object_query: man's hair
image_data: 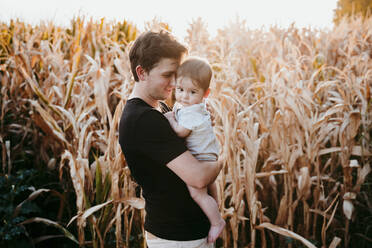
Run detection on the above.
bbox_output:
[176,57,212,91]
[129,31,187,81]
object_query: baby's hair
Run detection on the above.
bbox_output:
[177,57,212,91]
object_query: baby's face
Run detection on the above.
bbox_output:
[175,77,205,107]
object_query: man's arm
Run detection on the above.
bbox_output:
[166,151,223,189]
[135,109,222,189]
[164,111,191,138]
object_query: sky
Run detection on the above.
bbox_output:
[1,0,338,39]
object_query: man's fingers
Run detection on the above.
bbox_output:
[206,101,216,126]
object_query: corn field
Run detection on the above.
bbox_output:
[1,16,371,248]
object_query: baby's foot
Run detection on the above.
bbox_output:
[207,219,226,243]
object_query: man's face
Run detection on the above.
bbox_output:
[144,58,179,101]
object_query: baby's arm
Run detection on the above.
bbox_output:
[164,111,191,138]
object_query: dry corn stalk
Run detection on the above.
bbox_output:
[1,15,371,248]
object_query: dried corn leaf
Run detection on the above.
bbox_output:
[329,237,342,248]
[343,199,354,220]
[257,222,317,248]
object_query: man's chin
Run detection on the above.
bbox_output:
[164,92,173,100]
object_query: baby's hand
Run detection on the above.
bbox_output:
[164,111,175,121]
[164,110,191,138]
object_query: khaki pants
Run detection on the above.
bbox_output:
[146,232,214,248]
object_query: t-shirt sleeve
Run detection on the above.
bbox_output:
[135,109,187,165]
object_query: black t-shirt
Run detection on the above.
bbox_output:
[119,98,209,241]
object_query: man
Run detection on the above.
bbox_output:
[119,31,223,248]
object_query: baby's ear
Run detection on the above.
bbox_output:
[204,88,211,98]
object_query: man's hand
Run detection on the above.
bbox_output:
[206,101,216,126]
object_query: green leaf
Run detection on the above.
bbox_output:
[102,172,111,202]
[98,203,113,235]
[20,217,79,244]
[95,158,103,204]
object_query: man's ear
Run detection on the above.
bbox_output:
[204,88,210,98]
[135,65,146,81]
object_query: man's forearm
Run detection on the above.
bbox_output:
[167,151,223,189]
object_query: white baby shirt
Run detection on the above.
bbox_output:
[174,103,220,161]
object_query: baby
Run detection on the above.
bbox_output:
[165,57,225,243]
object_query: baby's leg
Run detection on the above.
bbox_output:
[187,185,225,243]
[208,181,219,204]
